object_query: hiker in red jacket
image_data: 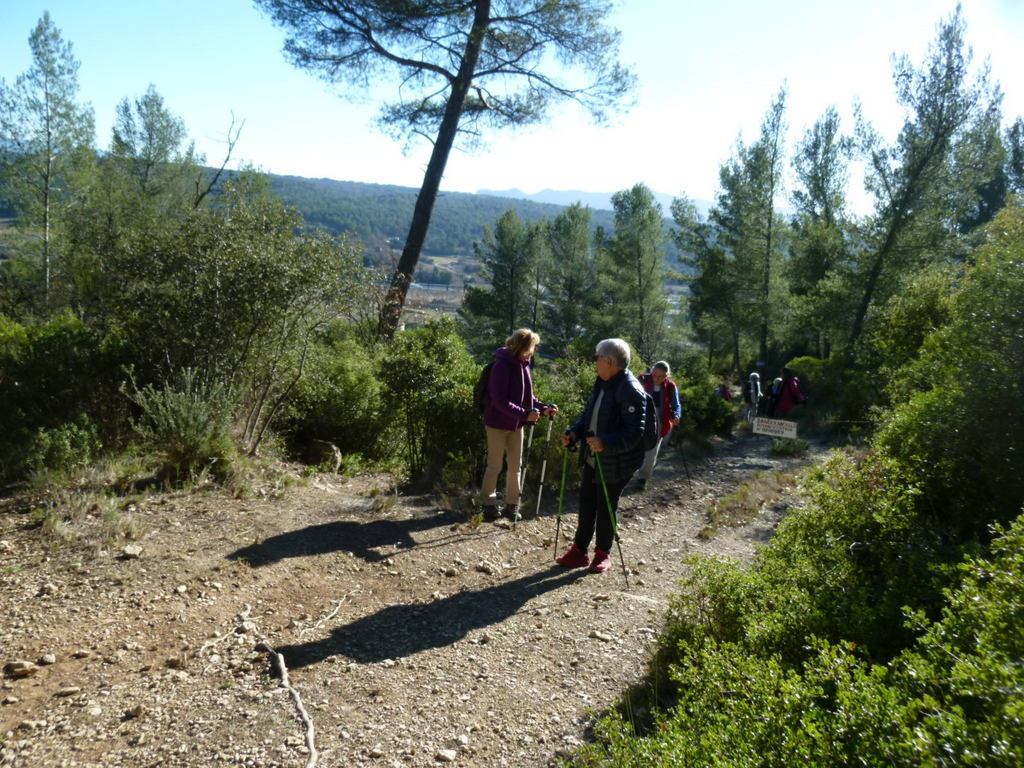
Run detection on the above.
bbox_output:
[775,367,808,415]
[634,361,682,491]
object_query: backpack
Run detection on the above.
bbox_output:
[473,362,494,414]
[623,376,661,451]
[640,390,660,451]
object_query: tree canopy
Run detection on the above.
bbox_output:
[254,0,635,338]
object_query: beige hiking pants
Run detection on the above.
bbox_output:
[481,426,524,505]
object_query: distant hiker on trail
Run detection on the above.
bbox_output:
[480,329,557,521]
[774,366,808,416]
[763,377,783,416]
[556,338,645,574]
[742,372,761,422]
[716,377,733,401]
[634,361,682,491]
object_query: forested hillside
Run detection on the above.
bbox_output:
[266,173,617,258]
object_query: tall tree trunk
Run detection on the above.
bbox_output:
[846,193,912,357]
[377,1,491,341]
[43,160,51,304]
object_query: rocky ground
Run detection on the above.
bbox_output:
[1,433,831,768]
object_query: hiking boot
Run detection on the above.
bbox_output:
[589,549,611,573]
[503,503,522,522]
[556,543,589,568]
[482,504,501,522]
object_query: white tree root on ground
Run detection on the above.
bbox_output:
[240,604,319,768]
[299,587,361,638]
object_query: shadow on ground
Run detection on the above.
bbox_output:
[226,512,464,566]
[277,566,588,666]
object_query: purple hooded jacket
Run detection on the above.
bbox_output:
[484,346,545,431]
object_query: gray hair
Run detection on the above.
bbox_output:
[595,338,631,370]
[652,360,671,376]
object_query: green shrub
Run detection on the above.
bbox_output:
[751,451,947,662]
[576,513,1024,767]
[25,416,102,475]
[124,368,236,481]
[786,354,878,427]
[281,335,390,460]
[769,437,808,457]
[379,318,481,487]
[661,345,735,436]
[678,375,735,436]
[876,204,1024,537]
[0,313,127,480]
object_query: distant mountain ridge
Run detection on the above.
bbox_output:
[477,187,713,217]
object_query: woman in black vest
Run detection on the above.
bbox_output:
[556,338,645,574]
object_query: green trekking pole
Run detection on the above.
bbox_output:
[553,443,570,560]
[593,451,630,587]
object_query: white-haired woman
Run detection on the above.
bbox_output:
[557,339,646,574]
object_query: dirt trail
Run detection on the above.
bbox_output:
[1,434,829,767]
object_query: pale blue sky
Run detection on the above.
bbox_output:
[2,1,1022,210]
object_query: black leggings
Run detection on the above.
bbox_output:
[574,463,628,552]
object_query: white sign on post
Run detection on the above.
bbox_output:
[752,417,798,439]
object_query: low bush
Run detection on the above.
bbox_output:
[123,368,236,482]
[25,416,102,475]
[574,512,1024,768]
[769,437,808,457]
[666,348,735,436]
[0,313,128,481]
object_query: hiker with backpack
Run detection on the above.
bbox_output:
[742,371,762,423]
[556,338,647,574]
[774,366,808,415]
[479,328,557,521]
[634,361,682,491]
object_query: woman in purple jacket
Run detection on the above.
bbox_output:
[481,328,557,520]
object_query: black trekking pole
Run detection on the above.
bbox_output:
[553,442,570,560]
[515,417,537,530]
[593,451,630,588]
[532,414,557,519]
[679,434,694,491]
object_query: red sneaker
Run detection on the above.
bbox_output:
[556,543,589,568]
[589,549,611,573]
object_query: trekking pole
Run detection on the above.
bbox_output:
[519,419,536,490]
[553,443,570,560]
[679,432,694,491]
[515,417,537,530]
[533,414,556,519]
[593,451,630,588]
